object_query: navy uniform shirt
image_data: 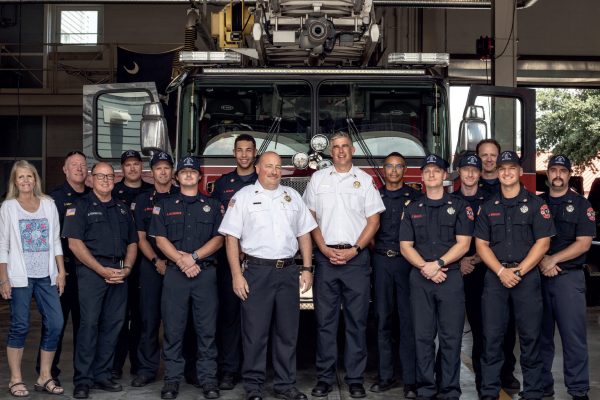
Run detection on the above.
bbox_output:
[399,192,475,264]
[479,177,500,196]
[455,187,488,256]
[62,191,138,260]
[213,169,258,210]
[112,179,154,210]
[133,185,180,260]
[475,186,556,263]
[375,185,422,252]
[49,181,91,266]
[541,189,596,269]
[148,192,223,263]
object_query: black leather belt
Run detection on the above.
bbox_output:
[167,260,215,269]
[245,255,295,269]
[501,262,520,268]
[327,244,353,250]
[95,256,123,265]
[376,249,400,258]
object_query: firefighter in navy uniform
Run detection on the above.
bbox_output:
[476,139,520,391]
[475,151,555,400]
[219,151,317,400]
[62,162,138,399]
[130,151,180,387]
[212,134,258,390]
[399,154,473,400]
[35,150,90,384]
[112,149,153,380]
[455,153,488,394]
[149,156,224,400]
[539,155,594,400]
[369,152,420,398]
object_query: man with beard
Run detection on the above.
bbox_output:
[370,152,419,398]
[539,155,594,400]
[475,151,555,400]
[112,149,153,380]
[212,134,258,390]
[219,151,316,400]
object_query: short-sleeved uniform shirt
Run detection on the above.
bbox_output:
[219,182,317,259]
[302,165,386,245]
[149,192,223,263]
[375,185,422,253]
[112,179,154,211]
[455,187,488,256]
[474,186,556,263]
[62,191,138,259]
[399,192,474,263]
[541,189,596,269]
[49,181,91,265]
[213,169,258,210]
[133,186,180,260]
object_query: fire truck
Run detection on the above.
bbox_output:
[81,0,538,306]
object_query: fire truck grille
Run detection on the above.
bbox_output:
[281,176,311,195]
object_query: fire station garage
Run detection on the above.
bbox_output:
[1,0,599,399]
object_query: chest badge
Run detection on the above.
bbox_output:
[353,181,361,189]
[566,205,575,213]
[447,207,455,215]
[284,194,292,202]
[520,205,529,214]
[203,205,212,213]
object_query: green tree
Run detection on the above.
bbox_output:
[537,88,600,171]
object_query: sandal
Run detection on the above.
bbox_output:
[8,382,29,397]
[34,378,64,395]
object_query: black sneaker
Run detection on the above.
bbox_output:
[202,383,220,399]
[274,387,308,400]
[161,382,180,399]
[219,373,237,390]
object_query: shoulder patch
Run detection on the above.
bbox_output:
[228,198,236,208]
[220,204,225,216]
[466,206,474,221]
[540,204,551,219]
[152,206,161,215]
[66,208,76,216]
[587,207,596,221]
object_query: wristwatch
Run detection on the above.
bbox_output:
[353,244,362,253]
[436,258,445,267]
[191,251,200,261]
[300,266,314,273]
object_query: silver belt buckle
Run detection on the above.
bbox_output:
[386,250,396,258]
[276,260,285,269]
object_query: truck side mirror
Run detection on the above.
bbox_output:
[140,102,169,155]
[457,105,487,153]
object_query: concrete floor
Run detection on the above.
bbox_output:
[1,304,599,400]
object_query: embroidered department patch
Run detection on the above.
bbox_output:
[540,204,551,219]
[466,206,474,221]
[587,207,596,221]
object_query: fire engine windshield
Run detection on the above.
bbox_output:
[182,81,312,157]
[318,81,448,158]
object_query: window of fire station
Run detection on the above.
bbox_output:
[317,81,448,158]
[180,81,312,157]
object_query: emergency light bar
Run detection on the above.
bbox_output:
[387,52,449,66]
[180,51,242,65]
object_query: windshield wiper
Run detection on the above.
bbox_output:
[346,117,384,185]
[257,116,282,156]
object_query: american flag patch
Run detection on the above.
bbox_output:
[66,208,76,216]
[228,199,236,208]
[152,206,161,215]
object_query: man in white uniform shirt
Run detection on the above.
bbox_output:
[303,132,385,399]
[218,151,317,400]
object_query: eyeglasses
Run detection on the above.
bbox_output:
[384,164,406,170]
[93,173,115,181]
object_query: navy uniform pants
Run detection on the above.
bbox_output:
[74,264,127,386]
[463,263,486,391]
[314,249,370,385]
[36,260,80,379]
[112,256,142,375]
[540,268,589,398]
[217,250,242,377]
[136,257,164,378]
[372,252,415,385]
[410,267,464,399]
[240,261,300,396]
[481,269,543,399]
[162,265,218,385]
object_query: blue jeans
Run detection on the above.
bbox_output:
[8,276,64,351]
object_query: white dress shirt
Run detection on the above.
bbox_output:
[302,165,385,245]
[218,181,317,259]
